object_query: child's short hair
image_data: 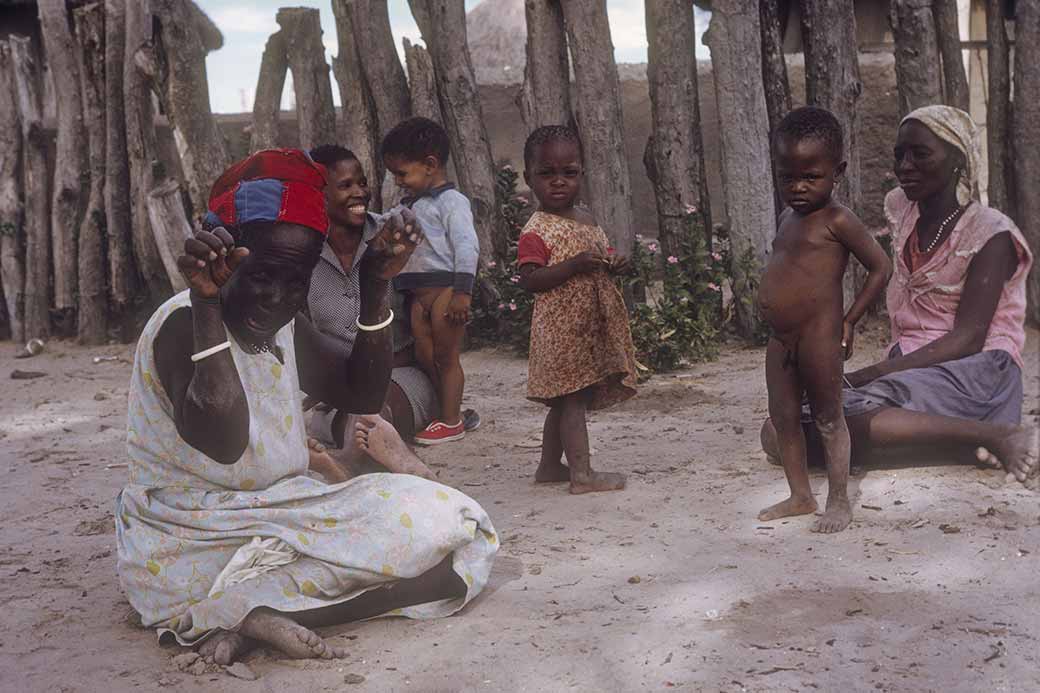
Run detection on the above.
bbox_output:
[774,106,844,163]
[309,144,358,169]
[523,125,583,170]
[380,117,451,166]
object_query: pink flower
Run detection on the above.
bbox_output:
[648,243,659,253]
[708,282,721,292]
[487,260,497,269]
[667,255,679,264]
[711,252,723,262]
[509,302,517,311]
[498,303,506,310]
[685,205,698,215]
[510,275,520,283]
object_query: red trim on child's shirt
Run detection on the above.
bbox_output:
[517,233,550,267]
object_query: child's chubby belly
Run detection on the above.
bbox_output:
[758,257,843,333]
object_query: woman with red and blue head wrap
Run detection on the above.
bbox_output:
[116,149,498,665]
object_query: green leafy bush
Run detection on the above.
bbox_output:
[627,211,726,372]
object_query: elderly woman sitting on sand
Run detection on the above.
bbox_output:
[762,105,1037,485]
[116,150,498,665]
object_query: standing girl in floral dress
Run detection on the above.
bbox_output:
[517,126,638,494]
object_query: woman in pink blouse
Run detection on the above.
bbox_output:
[762,106,1037,484]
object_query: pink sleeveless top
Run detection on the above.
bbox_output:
[884,188,1033,369]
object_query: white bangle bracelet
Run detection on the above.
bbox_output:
[190,340,231,362]
[356,309,394,332]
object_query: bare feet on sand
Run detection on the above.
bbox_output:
[535,460,571,483]
[977,426,1040,485]
[354,415,437,480]
[569,470,626,494]
[238,609,345,660]
[198,630,254,665]
[811,495,853,533]
[307,438,352,484]
[758,495,818,522]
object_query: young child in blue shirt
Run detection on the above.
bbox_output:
[383,117,479,445]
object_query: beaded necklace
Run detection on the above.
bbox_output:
[920,203,966,254]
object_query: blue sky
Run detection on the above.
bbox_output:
[197,0,710,113]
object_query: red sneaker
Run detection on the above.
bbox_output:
[414,420,465,446]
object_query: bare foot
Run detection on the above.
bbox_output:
[569,471,626,494]
[197,630,254,665]
[307,438,352,484]
[811,495,852,533]
[535,460,571,483]
[355,415,436,480]
[758,495,818,522]
[238,609,345,660]
[979,426,1039,484]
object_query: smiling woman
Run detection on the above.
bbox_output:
[116,149,498,665]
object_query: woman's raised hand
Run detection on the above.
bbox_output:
[177,227,250,299]
[363,208,425,280]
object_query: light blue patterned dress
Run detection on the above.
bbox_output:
[116,291,498,644]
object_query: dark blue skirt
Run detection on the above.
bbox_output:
[804,347,1023,425]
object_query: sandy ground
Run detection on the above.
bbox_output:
[1,318,1038,693]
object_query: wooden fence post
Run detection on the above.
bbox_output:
[889,0,943,117]
[760,0,793,215]
[560,0,636,254]
[409,0,506,262]
[125,0,174,299]
[73,2,109,344]
[799,0,863,309]
[645,0,711,259]
[0,41,25,342]
[147,179,192,293]
[251,30,288,152]
[331,1,381,208]
[705,0,776,339]
[278,7,337,151]
[104,0,140,326]
[933,0,969,111]
[150,0,230,219]
[10,36,51,339]
[1012,0,1040,324]
[343,0,412,208]
[985,0,1013,214]
[403,38,458,185]
[519,0,573,130]
[38,0,88,321]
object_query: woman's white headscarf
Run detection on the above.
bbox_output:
[900,105,981,205]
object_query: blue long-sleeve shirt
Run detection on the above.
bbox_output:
[392,183,480,294]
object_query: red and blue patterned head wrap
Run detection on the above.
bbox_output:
[204,149,329,236]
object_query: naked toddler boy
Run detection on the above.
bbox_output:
[757,107,892,533]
